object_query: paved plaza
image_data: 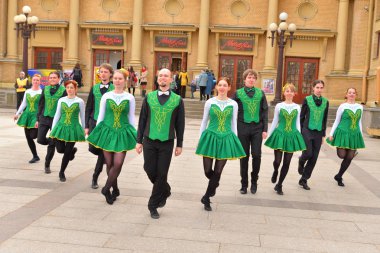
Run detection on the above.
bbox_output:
[0,107,379,253]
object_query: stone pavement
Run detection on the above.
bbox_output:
[0,107,379,253]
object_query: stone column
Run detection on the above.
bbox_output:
[0,0,8,58]
[66,0,80,63]
[263,0,278,70]
[195,0,210,69]
[333,0,349,73]
[129,0,143,68]
[6,0,18,59]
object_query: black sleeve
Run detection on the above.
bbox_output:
[175,99,185,147]
[261,93,269,132]
[300,99,308,129]
[85,88,94,128]
[37,89,45,121]
[322,101,329,137]
[231,91,238,102]
[137,98,149,144]
[25,80,31,89]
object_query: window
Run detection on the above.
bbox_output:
[34,48,63,69]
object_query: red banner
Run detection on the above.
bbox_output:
[155,36,188,48]
[220,38,254,52]
[92,34,123,46]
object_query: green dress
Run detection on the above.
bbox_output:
[196,99,245,160]
[50,97,86,142]
[326,104,365,149]
[87,93,137,152]
[265,103,306,152]
[16,89,41,128]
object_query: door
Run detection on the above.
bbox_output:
[155,52,188,73]
[93,50,123,70]
[219,55,252,96]
[284,57,319,104]
[34,47,63,69]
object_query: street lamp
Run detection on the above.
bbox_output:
[14,6,39,76]
[268,12,296,105]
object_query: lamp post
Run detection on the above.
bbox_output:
[268,12,296,105]
[14,6,39,76]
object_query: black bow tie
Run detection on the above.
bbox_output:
[158,91,170,96]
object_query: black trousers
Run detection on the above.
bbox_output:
[88,118,104,179]
[143,138,174,210]
[180,85,186,98]
[199,86,206,100]
[37,117,55,166]
[16,92,25,110]
[300,128,323,181]
[238,122,263,188]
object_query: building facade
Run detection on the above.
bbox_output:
[1,0,380,106]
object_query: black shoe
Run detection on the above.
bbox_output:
[239,187,247,194]
[271,170,278,184]
[101,187,114,205]
[59,172,66,182]
[111,188,120,201]
[201,196,212,211]
[44,166,51,174]
[274,184,284,195]
[298,159,305,175]
[29,156,40,163]
[149,208,160,219]
[158,199,166,208]
[298,179,310,190]
[69,147,77,161]
[91,178,99,189]
[334,175,345,187]
[250,182,257,194]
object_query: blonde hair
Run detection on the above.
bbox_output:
[282,83,296,94]
[32,74,41,79]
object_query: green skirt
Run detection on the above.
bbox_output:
[87,121,137,152]
[17,111,37,129]
[50,123,85,142]
[264,129,306,152]
[326,127,365,149]
[196,130,246,160]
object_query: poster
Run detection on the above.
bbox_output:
[262,78,275,94]
[28,69,57,88]
[93,66,101,85]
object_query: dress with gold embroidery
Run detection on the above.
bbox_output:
[16,88,42,128]
[87,91,137,152]
[264,102,306,152]
[326,103,365,149]
[196,97,245,160]
[50,96,86,142]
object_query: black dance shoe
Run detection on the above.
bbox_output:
[69,147,77,161]
[91,178,99,189]
[44,165,51,174]
[250,182,258,194]
[274,184,284,195]
[334,175,345,187]
[158,199,166,208]
[111,188,120,201]
[298,179,310,190]
[29,156,40,163]
[201,196,212,211]
[271,170,278,184]
[149,208,160,219]
[101,187,114,205]
[239,187,247,194]
[59,172,66,182]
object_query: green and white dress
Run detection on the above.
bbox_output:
[196,97,245,160]
[87,91,137,152]
[264,102,306,152]
[50,96,86,142]
[326,103,365,149]
[15,88,42,128]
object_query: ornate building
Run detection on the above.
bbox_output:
[1,0,380,107]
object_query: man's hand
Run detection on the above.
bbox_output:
[175,147,182,156]
[85,128,89,136]
[262,132,268,139]
[34,121,39,128]
[135,143,143,154]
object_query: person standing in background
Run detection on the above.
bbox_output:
[178,69,189,98]
[127,66,137,96]
[197,70,208,101]
[140,66,148,98]
[15,71,30,110]
[70,63,83,88]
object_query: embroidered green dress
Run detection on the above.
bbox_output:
[265,102,306,152]
[16,89,42,128]
[87,92,137,152]
[50,97,86,142]
[326,103,365,149]
[196,98,245,160]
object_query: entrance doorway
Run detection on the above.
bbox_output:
[155,51,187,73]
[219,55,252,96]
[284,57,319,104]
[93,49,123,70]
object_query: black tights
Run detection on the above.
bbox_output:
[55,141,75,174]
[103,151,126,192]
[128,87,135,96]
[203,157,227,198]
[273,150,293,186]
[24,128,38,157]
[335,148,356,179]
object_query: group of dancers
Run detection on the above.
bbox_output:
[13,66,365,218]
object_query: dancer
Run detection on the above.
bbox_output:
[196,77,245,211]
[326,87,365,187]
[232,69,268,194]
[87,70,137,204]
[85,63,114,189]
[136,68,185,219]
[37,71,67,174]
[298,80,329,190]
[50,80,85,182]
[264,83,306,195]
[14,74,42,163]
